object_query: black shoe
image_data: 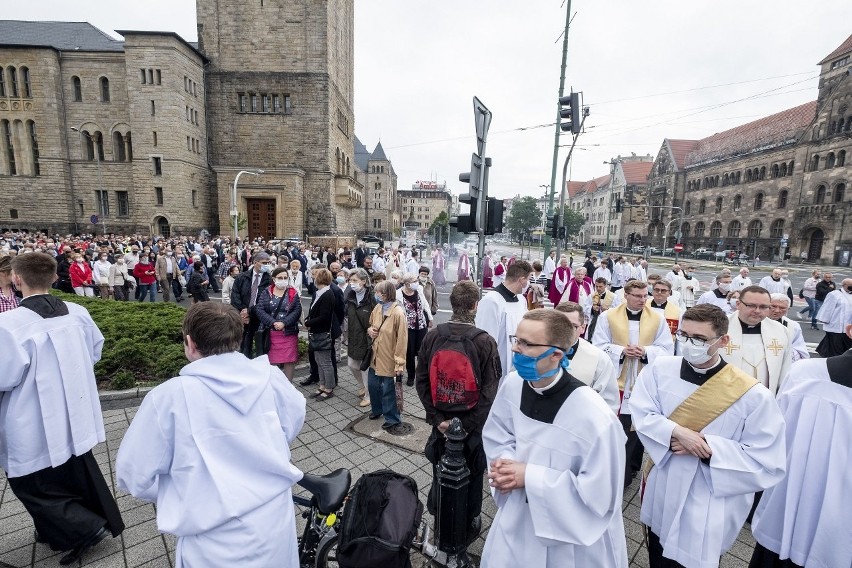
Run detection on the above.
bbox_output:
[59,527,109,566]
[368,414,381,420]
[299,377,318,386]
[467,515,482,544]
[406,377,415,387]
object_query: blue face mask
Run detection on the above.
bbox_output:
[374,293,383,304]
[512,348,569,382]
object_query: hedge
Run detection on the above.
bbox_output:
[52,291,309,389]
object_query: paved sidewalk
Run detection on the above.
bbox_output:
[1,365,757,567]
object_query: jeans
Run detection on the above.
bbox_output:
[811,299,823,327]
[137,284,156,302]
[368,368,400,427]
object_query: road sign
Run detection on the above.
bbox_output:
[473,97,492,157]
[90,215,99,224]
[673,243,684,253]
[717,240,723,246]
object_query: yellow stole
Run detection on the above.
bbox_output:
[643,363,758,480]
[607,303,661,391]
[646,298,681,339]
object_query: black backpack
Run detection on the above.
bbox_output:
[337,469,424,568]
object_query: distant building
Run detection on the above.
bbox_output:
[397,180,452,237]
[358,139,399,241]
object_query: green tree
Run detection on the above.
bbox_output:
[428,211,450,245]
[230,212,248,234]
[506,196,541,244]
[560,206,586,240]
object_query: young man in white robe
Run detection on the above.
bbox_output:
[543,249,557,293]
[482,309,628,567]
[768,293,809,362]
[593,262,612,286]
[750,325,852,568]
[629,304,786,568]
[678,266,700,309]
[116,302,306,568]
[696,273,734,314]
[0,253,124,565]
[725,286,792,395]
[814,278,852,357]
[646,278,682,344]
[555,302,620,413]
[475,261,530,378]
[592,280,674,486]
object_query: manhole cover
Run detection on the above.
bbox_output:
[388,422,415,435]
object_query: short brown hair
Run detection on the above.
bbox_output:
[522,309,571,350]
[0,255,12,274]
[740,285,770,303]
[450,280,480,314]
[314,268,332,286]
[555,301,584,319]
[681,304,729,336]
[652,279,672,291]
[183,302,243,356]
[624,280,648,294]
[506,260,532,281]
[11,252,57,290]
[375,280,397,302]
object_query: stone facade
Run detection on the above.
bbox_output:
[398,182,452,236]
[361,141,399,241]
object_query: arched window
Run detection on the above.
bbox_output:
[72,76,82,101]
[694,222,705,237]
[735,171,741,184]
[82,130,94,161]
[754,192,764,210]
[838,150,846,167]
[685,200,691,215]
[698,199,706,214]
[746,170,753,182]
[835,183,846,203]
[777,190,788,208]
[826,152,836,168]
[759,166,766,180]
[715,197,723,213]
[815,184,826,204]
[733,194,742,210]
[27,120,39,176]
[771,164,779,178]
[727,220,741,238]
[125,132,133,161]
[780,162,787,177]
[94,131,104,161]
[710,221,722,238]
[681,222,690,237]
[723,174,729,186]
[7,66,18,97]
[748,220,763,238]
[0,66,5,96]
[19,67,31,98]
[714,175,720,187]
[2,120,16,175]
[99,77,110,102]
[811,155,820,171]
[769,219,785,238]
[846,117,852,132]
[335,148,340,173]
[788,160,794,174]
[113,131,126,162]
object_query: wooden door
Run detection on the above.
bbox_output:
[247,198,276,240]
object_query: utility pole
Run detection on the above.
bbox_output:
[554,102,589,263]
[545,0,573,256]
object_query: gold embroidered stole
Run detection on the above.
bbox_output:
[646,298,681,338]
[643,363,758,480]
[608,304,660,391]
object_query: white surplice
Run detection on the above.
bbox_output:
[567,338,620,413]
[481,371,628,568]
[724,313,791,395]
[474,287,527,377]
[0,302,105,477]
[696,289,733,314]
[629,356,787,568]
[779,317,809,361]
[730,275,752,292]
[679,276,701,308]
[116,353,306,568]
[751,355,852,568]
[815,288,852,333]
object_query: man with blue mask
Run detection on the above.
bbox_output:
[481,310,628,568]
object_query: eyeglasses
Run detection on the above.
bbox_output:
[675,331,721,348]
[739,301,771,311]
[652,288,671,293]
[509,335,564,351]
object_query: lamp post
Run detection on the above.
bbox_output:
[539,184,550,258]
[71,127,106,234]
[232,169,264,242]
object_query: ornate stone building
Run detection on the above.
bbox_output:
[357,139,399,241]
[397,181,452,237]
[645,35,852,264]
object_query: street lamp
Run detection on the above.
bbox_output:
[232,169,264,242]
[71,126,106,234]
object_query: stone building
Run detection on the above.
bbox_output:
[397,181,452,236]
[0,21,212,236]
[357,139,399,241]
[568,174,611,246]
[644,34,852,264]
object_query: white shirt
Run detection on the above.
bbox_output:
[731,275,752,292]
[758,276,788,295]
[474,287,527,377]
[543,256,557,279]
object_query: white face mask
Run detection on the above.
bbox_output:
[350,283,362,293]
[679,337,720,366]
[409,282,419,291]
[274,278,289,289]
[717,283,731,293]
[729,298,739,309]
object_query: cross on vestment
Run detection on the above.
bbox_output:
[766,338,784,356]
[724,341,741,356]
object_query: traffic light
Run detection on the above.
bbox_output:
[558,92,581,135]
[547,214,558,238]
[450,191,478,234]
[615,198,623,213]
[558,226,566,239]
[485,197,504,236]
[458,153,484,199]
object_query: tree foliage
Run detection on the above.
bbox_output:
[561,206,586,239]
[506,196,541,243]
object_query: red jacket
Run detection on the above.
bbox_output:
[69,261,93,288]
[133,262,157,285]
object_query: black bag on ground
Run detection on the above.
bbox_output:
[337,469,424,568]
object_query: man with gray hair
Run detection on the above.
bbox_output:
[768,293,809,361]
[696,273,734,314]
[231,252,272,357]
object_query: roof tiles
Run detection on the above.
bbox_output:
[819,34,852,65]
[0,20,123,52]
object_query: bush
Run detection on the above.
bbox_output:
[52,291,187,388]
[298,337,308,357]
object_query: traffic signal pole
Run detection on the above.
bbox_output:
[554,110,588,264]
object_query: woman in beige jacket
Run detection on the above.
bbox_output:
[366,280,408,432]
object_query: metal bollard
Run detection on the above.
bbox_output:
[434,417,472,568]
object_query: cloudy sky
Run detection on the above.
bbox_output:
[7,1,849,200]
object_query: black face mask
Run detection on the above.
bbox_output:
[846,286,852,294]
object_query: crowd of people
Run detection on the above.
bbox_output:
[1,231,851,567]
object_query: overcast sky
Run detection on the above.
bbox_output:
[7,1,849,200]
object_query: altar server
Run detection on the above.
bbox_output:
[696,273,734,314]
[475,261,531,377]
[768,293,809,362]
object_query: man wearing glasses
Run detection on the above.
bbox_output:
[725,285,791,395]
[629,304,786,568]
[481,309,628,567]
[592,280,674,487]
[646,279,681,342]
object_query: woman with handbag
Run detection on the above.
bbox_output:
[257,267,303,380]
[367,280,408,432]
[69,253,96,297]
[108,256,131,301]
[304,268,337,401]
[345,268,376,408]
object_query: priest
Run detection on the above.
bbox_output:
[750,327,852,568]
[560,266,593,306]
[548,255,572,306]
[696,273,734,314]
[630,304,786,568]
[592,280,674,486]
[475,261,531,378]
[646,278,682,342]
[678,266,701,309]
[768,293,809,362]
[0,253,124,565]
[725,286,792,395]
[482,251,494,288]
[555,302,620,413]
[456,249,472,281]
[482,309,628,567]
[815,278,852,357]
[585,277,615,340]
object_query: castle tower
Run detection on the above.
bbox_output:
[197,0,362,240]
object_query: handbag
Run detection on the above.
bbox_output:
[255,288,287,356]
[178,272,187,286]
[798,288,805,299]
[360,314,387,371]
[308,296,337,351]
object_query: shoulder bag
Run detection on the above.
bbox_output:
[360,314,387,372]
[255,288,286,356]
[308,298,337,351]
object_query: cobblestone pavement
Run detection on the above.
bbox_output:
[1,364,757,567]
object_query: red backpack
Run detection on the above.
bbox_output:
[429,325,486,412]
